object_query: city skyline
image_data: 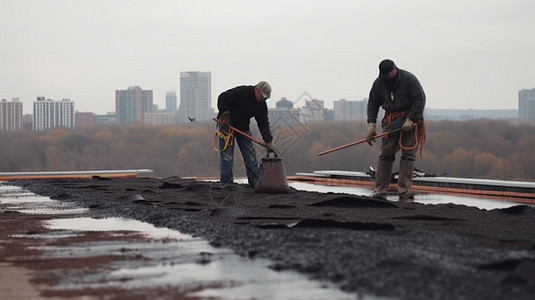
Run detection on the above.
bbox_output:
[1,1,534,115]
[4,82,533,118]
[0,94,527,132]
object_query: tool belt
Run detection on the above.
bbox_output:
[382,111,426,157]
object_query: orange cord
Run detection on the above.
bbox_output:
[399,120,426,157]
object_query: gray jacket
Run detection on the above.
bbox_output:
[367,68,426,123]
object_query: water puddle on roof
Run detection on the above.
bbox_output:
[1,184,381,300]
[45,217,364,300]
[286,181,519,210]
[220,178,520,210]
[0,185,89,214]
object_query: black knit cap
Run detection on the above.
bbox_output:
[379,59,396,77]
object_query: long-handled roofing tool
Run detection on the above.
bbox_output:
[317,128,402,156]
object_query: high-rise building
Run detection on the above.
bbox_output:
[165,91,177,113]
[33,97,75,130]
[519,88,535,122]
[115,86,153,125]
[0,98,23,131]
[178,71,213,122]
[333,98,367,121]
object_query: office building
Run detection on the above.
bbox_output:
[519,88,535,122]
[268,97,301,127]
[75,112,94,127]
[333,98,367,121]
[178,71,213,122]
[93,113,116,126]
[144,111,177,125]
[22,114,32,130]
[166,91,177,113]
[115,86,153,125]
[300,99,325,123]
[0,98,23,131]
[324,108,334,121]
[276,97,294,109]
[33,97,75,130]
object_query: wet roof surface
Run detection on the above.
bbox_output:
[0,184,357,300]
[3,177,535,300]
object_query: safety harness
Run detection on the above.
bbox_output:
[213,127,234,152]
[382,111,426,157]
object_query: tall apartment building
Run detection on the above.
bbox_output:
[178,71,213,122]
[0,98,23,131]
[115,86,153,125]
[33,97,75,130]
[518,88,535,122]
[165,91,177,113]
[333,98,367,121]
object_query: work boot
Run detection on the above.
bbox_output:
[372,160,393,199]
[398,159,415,200]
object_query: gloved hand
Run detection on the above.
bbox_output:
[366,122,376,146]
[220,111,230,127]
[402,118,414,132]
[265,141,275,153]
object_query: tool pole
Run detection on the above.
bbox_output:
[213,118,267,148]
[317,128,401,156]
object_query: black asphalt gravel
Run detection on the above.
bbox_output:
[10,177,535,300]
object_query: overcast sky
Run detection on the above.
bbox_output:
[1,0,534,114]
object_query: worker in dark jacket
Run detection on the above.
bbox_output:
[366,59,426,200]
[216,81,274,187]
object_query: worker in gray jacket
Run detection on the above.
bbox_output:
[366,59,426,200]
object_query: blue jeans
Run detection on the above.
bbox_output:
[219,129,259,187]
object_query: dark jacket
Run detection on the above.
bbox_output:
[217,85,273,142]
[367,68,426,123]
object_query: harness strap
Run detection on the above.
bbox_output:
[382,111,408,131]
[382,111,426,157]
[213,128,234,152]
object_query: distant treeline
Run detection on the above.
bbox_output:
[1,119,534,181]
